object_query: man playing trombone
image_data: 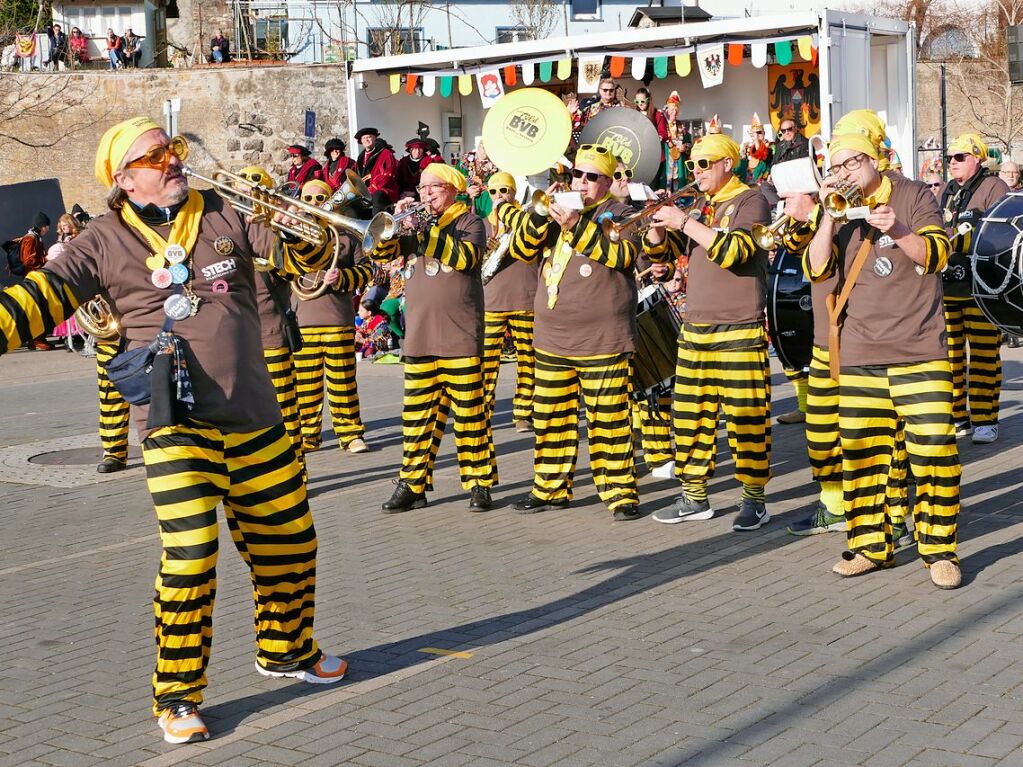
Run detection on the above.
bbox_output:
[370,163,497,513]
[0,117,349,744]
[643,132,773,531]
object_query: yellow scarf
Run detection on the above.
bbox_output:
[863,174,892,208]
[120,189,205,268]
[436,200,469,230]
[546,193,612,309]
[699,176,749,227]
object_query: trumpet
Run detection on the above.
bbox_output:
[74,296,119,341]
[822,179,864,222]
[602,182,699,243]
[751,215,793,250]
[368,202,434,243]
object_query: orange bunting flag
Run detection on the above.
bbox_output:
[727,43,743,66]
[503,65,517,86]
[609,56,626,78]
[405,74,419,94]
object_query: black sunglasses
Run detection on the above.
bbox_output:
[927,181,943,188]
[947,153,969,163]
[780,126,796,133]
[571,168,603,182]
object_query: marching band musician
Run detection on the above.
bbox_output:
[643,132,774,532]
[805,129,960,589]
[370,163,497,513]
[0,118,350,744]
[499,144,653,522]
[292,178,374,456]
[941,132,1009,444]
[481,172,538,433]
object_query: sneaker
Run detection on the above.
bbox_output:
[346,437,370,453]
[256,654,348,684]
[514,419,533,433]
[652,494,714,524]
[612,504,641,521]
[512,494,569,514]
[468,485,492,512]
[972,425,998,444]
[929,560,962,590]
[158,703,209,744]
[650,460,676,479]
[96,456,127,474]
[954,420,973,439]
[776,409,806,424]
[892,522,914,549]
[381,480,427,513]
[787,502,845,536]
[732,499,770,531]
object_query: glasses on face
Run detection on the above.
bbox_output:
[600,87,615,93]
[831,153,867,173]
[754,130,764,135]
[302,193,328,203]
[571,168,604,182]
[238,171,264,182]
[927,181,943,188]
[684,157,719,172]
[635,99,648,106]
[780,126,796,133]
[417,183,449,194]
[487,186,512,195]
[947,153,969,163]
[124,135,189,171]
[613,168,634,181]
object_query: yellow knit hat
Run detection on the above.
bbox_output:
[691,133,740,165]
[487,171,516,192]
[948,132,988,162]
[574,144,618,178]
[828,132,880,161]
[422,163,468,192]
[94,116,162,187]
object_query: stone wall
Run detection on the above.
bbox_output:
[0,63,349,214]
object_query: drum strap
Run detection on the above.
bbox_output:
[825,227,878,381]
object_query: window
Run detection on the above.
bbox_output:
[496,26,533,44]
[366,26,423,57]
[255,17,289,56]
[571,0,600,20]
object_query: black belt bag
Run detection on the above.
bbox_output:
[106,340,160,404]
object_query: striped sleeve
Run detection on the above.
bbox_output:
[422,225,481,271]
[706,228,758,269]
[0,271,79,355]
[499,202,550,263]
[918,224,951,274]
[336,262,375,293]
[802,242,839,282]
[369,236,404,264]
[275,237,334,276]
[569,217,636,270]
[780,205,822,254]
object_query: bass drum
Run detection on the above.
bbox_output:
[972,192,1023,335]
[633,284,682,403]
[766,247,813,371]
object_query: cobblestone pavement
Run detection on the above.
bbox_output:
[3,345,1023,767]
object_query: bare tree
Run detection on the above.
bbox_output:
[0,73,106,149]
[508,0,560,41]
[365,0,429,57]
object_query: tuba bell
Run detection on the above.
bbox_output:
[74,296,119,341]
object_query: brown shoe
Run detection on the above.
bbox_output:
[832,552,891,577]
[776,409,805,424]
[929,560,962,590]
[346,437,370,453]
[515,419,533,433]
[33,340,54,351]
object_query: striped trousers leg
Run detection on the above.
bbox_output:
[143,422,319,714]
[839,361,959,565]
[95,341,130,462]
[672,327,772,489]
[944,301,968,424]
[634,396,673,468]
[532,350,637,511]
[263,346,304,464]
[399,357,495,494]
[482,311,536,423]
[784,367,809,414]
[963,301,1002,426]
[294,326,364,450]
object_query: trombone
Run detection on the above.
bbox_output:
[602,182,699,243]
[751,215,793,250]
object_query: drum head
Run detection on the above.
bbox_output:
[766,248,813,370]
[973,192,1023,335]
[579,107,662,185]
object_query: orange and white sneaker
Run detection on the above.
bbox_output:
[158,703,210,744]
[256,654,348,685]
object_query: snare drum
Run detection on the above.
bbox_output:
[766,247,813,370]
[633,285,682,402]
[972,193,1023,335]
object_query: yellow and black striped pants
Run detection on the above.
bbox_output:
[482,310,535,423]
[142,421,320,714]
[631,396,673,468]
[944,298,1002,426]
[809,345,908,516]
[294,326,364,451]
[531,349,637,512]
[401,356,496,494]
[672,323,772,487]
[263,346,304,464]
[839,361,959,565]
[95,342,131,462]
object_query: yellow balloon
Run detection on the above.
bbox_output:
[797,36,813,60]
[674,53,691,77]
[458,74,472,95]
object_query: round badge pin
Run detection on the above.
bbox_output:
[145,253,165,271]
[163,294,192,321]
[873,256,893,278]
[165,244,187,265]
[151,268,173,289]
[214,236,235,256]
[424,260,441,277]
[211,279,230,294]
[169,263,190,285]
[403,265,415,279]
[441,264,453,273]
[547,285,559,298]
[579,263,593,277]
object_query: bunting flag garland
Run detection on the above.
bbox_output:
[609,56,626,78]
[577,55,605,93]
[774,40,793,66]
[389,73,401,94]
[556,58,572,80]
[539,60,553,82]
[630,56,646,80]
[521,62,534,85]
[750,43,767,68]
[477,70,505,107]
[405,74,419,94]
[422,74,436,97]
[458,74,472,95]
[439,76,453,98]
[811,46,819,68]
[653,56,668,79]
[503,65,517,86]
[696,43,725,88]
[797,35,813,61]
[727,43,743,67]
[674,53,691,76]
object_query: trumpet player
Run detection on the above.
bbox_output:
[941,133,1009,444]
[500,144,649,522]
[0,118,350,743]
[481,171,538,433]
[371,164,497,513]
[805,130,960,589]
[644,132,773,532]
[292,178,374,455]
